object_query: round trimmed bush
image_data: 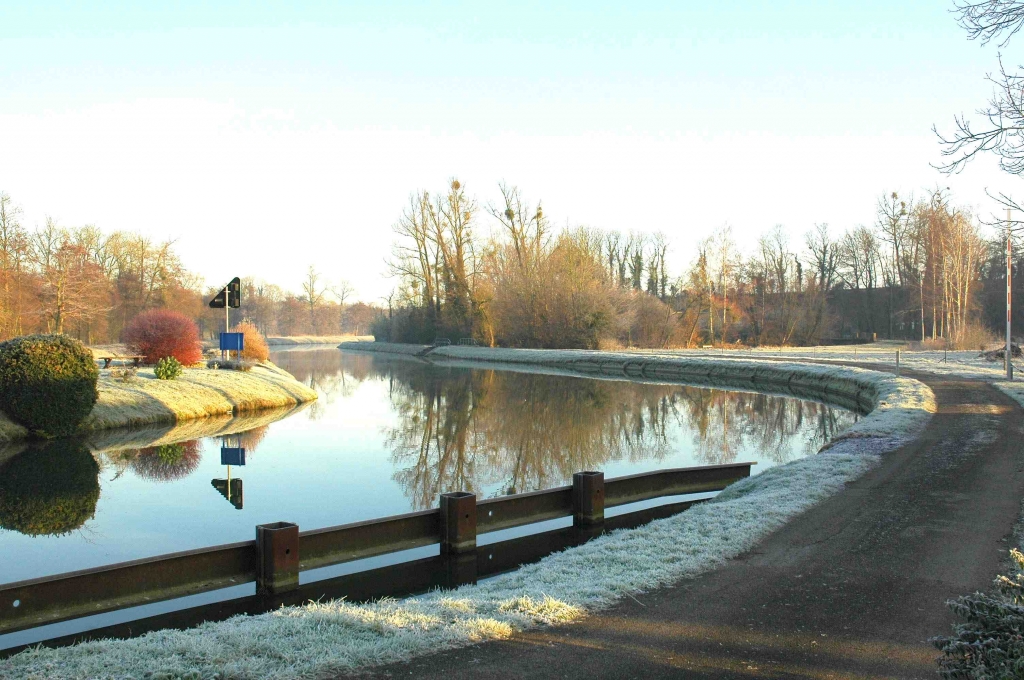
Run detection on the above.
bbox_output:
[123,309,202,365]
[0,334,99,437]
[0,441,100,536]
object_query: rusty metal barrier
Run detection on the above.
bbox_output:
[0,495,710,657]
[0,462,752,635]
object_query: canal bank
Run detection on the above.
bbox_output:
[339,342,935,447]
[0,361,317,445]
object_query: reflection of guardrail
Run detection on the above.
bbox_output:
[0,462,752,636]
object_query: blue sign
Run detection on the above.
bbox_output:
[219,332,245,352]
[221,447,246,466]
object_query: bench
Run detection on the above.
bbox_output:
[431,337,452,346]
[98,355,145,369]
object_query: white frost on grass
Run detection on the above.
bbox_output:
[636,343,1019,381]
[2,346,935,680]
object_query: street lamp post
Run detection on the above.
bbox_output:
[1008,208,1014,380]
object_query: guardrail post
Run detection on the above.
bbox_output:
[443,552,478,589]
[256,522,299,594]
[440,492,476,555]
[573,471,605,527]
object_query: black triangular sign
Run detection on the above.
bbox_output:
[211,478,244,509]
[209,287,227,309]
[228,277,241,309]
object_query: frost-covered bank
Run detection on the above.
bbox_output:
[265,334,373,346]
[1,346,933,679]
[0,362,317,445]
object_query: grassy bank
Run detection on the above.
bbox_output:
[0,361,316,445]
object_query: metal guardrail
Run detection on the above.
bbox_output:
[0,462,753,635]
[0,495,714,656]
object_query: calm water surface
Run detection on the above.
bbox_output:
[0,348,858,583]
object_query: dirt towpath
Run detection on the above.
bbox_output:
[353,372,1024,679]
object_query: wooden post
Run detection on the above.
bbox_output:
[895,349,900,377]
[572,471,605,527]
[256,522,299,594]
[440,492,476,555]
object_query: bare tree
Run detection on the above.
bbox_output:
[302,266,327,333]
[936,2,1024,173]
[604,231,622,282]
[652,232,669,299]
[954,0,1024,45]
[626,232,645,291]
[710,226,737,341]
[331,279,355,333]
[487,183,548,272]
[806,223,840,292]
[389,191,437,312]
[0,193,28,338]
[31,218,108,335]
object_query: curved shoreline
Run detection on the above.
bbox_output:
[0,361,317,446]
[1,347,936,679]
[340,342,935,448]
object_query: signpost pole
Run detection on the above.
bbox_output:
[1008,209,1014,381]
[209,277,240,362]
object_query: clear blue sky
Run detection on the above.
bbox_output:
[0,1,1014,299]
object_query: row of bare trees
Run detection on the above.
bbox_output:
[0,191,376,344]
[0,192,198,342]
[1,182,994,349]
[383,181,993,349]
[215,272,373,339]
[668,188,989,348]
[381,179,681,348]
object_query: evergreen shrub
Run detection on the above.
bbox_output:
[0,334,99,436]
[154,356,183,380]
[934,548,1024,678]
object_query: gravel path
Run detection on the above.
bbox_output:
[353,371,1024,680]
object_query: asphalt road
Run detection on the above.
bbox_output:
[351,373,1024,679]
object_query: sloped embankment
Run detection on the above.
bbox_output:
[0,361,317,445]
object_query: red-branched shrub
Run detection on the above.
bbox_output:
[123,309,202,365]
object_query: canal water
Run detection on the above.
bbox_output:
[0,347,858,584]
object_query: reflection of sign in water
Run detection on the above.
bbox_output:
[213,442,246,509]
[211,478,244,510]
[221,447,245,466]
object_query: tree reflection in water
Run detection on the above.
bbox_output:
[310,352,858,511]
[273,347,360,420]
[0,440,100,536]
[129,440,203,482]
